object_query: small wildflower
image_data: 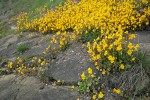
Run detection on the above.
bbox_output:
[38,59,42,63]
[129,34,136,40]
[88,67,92,74]
[57,80,61,83]
[108,55,115,63]
[81,72,86,80]
[98,92,104,99]
[95,66,100,70]
[131,57,135,61]
[119,64,125,70]
[127,50,132,55]
[92,94,96,100]
[71,85,75,89]
[43,51,46,55]
[102,69,106,75]
[134,44,139,51]
[91,74,95,78]
[113,88,121,94]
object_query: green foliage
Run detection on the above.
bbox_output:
[24,56,30,61]
[60,42,70,52]
[38,70,47,81]
[78,73,100,94]
[80,30,99,43]
[16,43,29,54]
[134,51,150,74]
[45,37,51,42]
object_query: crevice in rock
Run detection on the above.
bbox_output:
[46,76,78,86]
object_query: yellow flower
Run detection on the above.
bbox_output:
[97,46,102,52]
[131,57,135,61]
[94,62,98,66]
[98,92,104,99]
[88,68,92,74]
[57,80,61,83]
[96,66,100,70]
[43,51,46,55]
[17,57,23,63]
[128,43,133,49]
[32,67,36,70]
[134,44,139,51]
[129,34,136,40]
[91,74,95,78]
[127,50,132,55]
[119,64,125,70]
[71,85,75,89]
[113,88,121,94]
[108,55,115,63]
[109,44,113,50]
[38,59,42,63]
[104,51,108,56]
[96,54,101,59]
[102,69,106,75]
[116,44,122,51]
[142,0,148,4]
[41,61,45,66]
[8,62,13,68]
[56,31,60,35]
[92,94,96,100]
[81,73,86,80]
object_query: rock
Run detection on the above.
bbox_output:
[132,31,150,43]
[8,57,17,62]
[0,74,19,100]
[132,31,150,53]
[46,42,96,83]
[0,35,18,52]
[15,85,79,100]
[0,75,80,100]
[0,43,17,58]
[139,43,150,52]
[20,43,49,58]
[0,33,50,58]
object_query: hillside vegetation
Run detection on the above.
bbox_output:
[1,0,150,99]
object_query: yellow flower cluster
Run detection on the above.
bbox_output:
[17,0,150,33]
[92,92,104,99]
[16,0,150,99]
[8,62,13,69]
[6,56,47,75]
[113,88,121,94]
[16,0,150,62]
[87,27,140,72]
[81,67,95,80]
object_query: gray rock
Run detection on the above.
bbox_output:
[20,43,49,58]
[0,42,17,58]
[132,31,150,43]
[0,74,20,100]
[0,75,79,100]
[15,85,79,100]
[8,57,17,62]
[139,43,150,52]
[0,35,18,52]
[47,42,96,83]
